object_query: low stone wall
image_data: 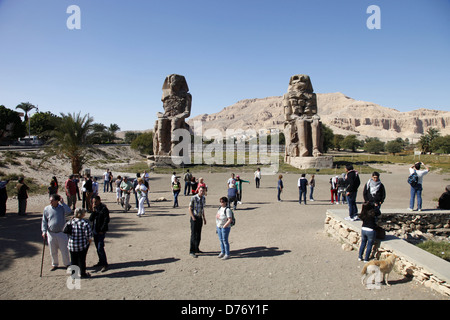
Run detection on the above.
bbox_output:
[378,212,450,242]
[324,211,450,297]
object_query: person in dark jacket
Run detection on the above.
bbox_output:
[0,179,9,216]
[345,164,360,221]
[298,174,308,205]
[358,202,380,262]
[89,195,110,272]
[16,177,29,216]
[438,185,450,210]
[363,172,386,215]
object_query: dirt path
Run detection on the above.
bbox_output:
[1,167,448,303]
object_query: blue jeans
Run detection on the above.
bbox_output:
[309,186,314,200]
[347,192,358,218]
[359,228,376,261]
[184,181,191,195]
[93,232,108,266]
[104,181,110,192]
[277,187,282,201]
[409,184,423,210]
[299,189,306,204]
[173,190,180,207]
[217,226,231,256]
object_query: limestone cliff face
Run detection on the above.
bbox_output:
[188,93,450,142]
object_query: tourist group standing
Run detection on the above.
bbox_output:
[4,158,447,280]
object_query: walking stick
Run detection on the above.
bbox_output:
[40,235,46,277]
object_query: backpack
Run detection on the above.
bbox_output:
[229,208,235,227]
[220,206,235,227]
[407,170,419,187]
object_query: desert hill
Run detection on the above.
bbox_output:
[188,93,450,142]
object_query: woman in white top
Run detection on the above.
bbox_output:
[254,168,261,188]
[135,178,148,216]
[216,197,233,260]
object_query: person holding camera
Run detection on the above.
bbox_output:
[408,162,429,212]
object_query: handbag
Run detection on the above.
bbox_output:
[63,219,73,235]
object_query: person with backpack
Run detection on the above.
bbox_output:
[345,164,361,221]
[408,162,429,211]
[329,175,339,204]
[216,197,233,260]
[337,173,348,204]
[184,169,193,196]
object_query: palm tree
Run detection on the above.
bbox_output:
[16,102,36,137]
[15,102,36,122]
[45,112,95,174]
[107,123,120,143]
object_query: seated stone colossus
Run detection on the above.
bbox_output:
[153,74,192,156]
[283,74,324,158]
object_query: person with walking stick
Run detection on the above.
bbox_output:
[41,194,72,271]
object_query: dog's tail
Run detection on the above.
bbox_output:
[361,264,368,275]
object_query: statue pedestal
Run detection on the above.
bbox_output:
[149,155,188,168]
[285,155,333,169]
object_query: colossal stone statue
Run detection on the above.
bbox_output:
[283,74,323,158]
[153,74,192,156]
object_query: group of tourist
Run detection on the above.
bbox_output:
[2,160,450,279]
[0,176,30,217]
[113,172,149,216]
[41,193,110,278]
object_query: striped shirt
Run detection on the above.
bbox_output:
[67,218,93,252]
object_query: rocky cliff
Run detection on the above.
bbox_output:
[188,93,450,142]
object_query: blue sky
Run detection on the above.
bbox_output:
[0,0,449,131]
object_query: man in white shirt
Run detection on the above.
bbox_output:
[41,194,72,271]
[103,169,110,193]
[408,162,429,211]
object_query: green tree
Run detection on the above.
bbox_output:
[15,102,36,122]
[29,111,61,140]
[107,123,120,143]
[90,123,108,144]
[321,124,334,153]
[418,127,440,153]
[45,112,95,174]
[124,131,142,144]
[130,131,154,155]
[364,137,385,154]
[15,102,37,137]
[0,105,26,142]
[341,135,362,152]
[333,134,344,151]
[385,140,403,155]
[430,135,450,154]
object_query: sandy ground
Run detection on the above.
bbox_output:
[1,158,450,306]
